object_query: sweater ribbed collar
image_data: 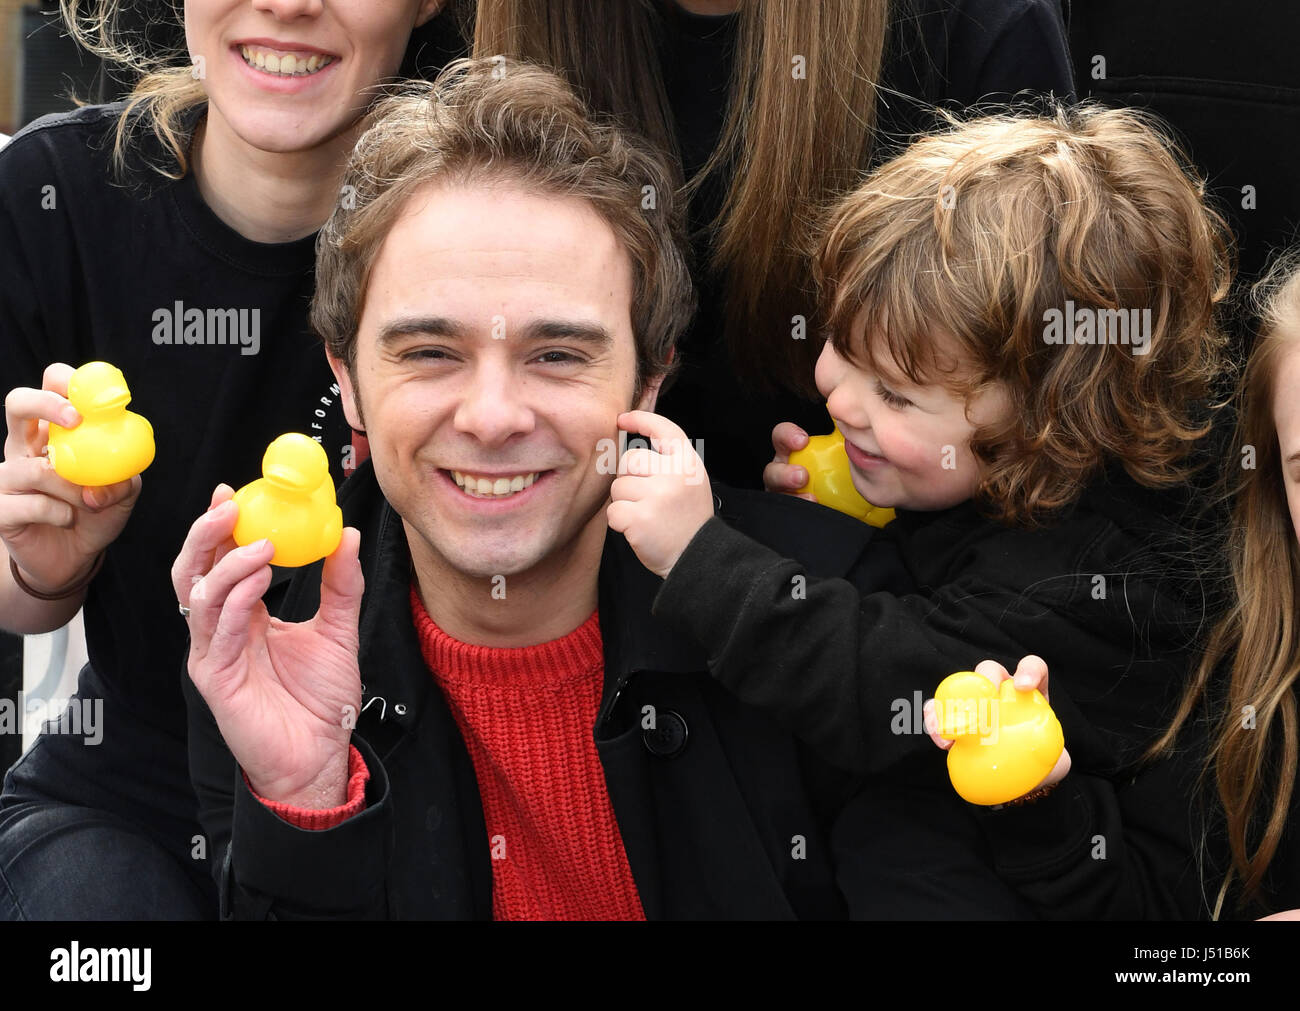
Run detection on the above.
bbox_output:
[408,582,603,688]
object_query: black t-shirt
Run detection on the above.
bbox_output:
[0,103,354,729]
[655,0,1076,488]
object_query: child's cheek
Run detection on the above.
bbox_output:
[881,429,943,477]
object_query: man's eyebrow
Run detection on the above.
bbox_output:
[520,319,613,346]
[375,316,468,346]
[375,316,614,347]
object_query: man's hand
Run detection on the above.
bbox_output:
[607,410,714,579]
[172,484,364,809]
[923,655,1073,799]
[762,421,817,501]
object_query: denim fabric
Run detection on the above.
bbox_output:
[0,663,216,920]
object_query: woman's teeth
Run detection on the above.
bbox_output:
[451,470,540,498]
[240,46,334,76]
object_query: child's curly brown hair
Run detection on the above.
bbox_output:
[815,103,1235,526]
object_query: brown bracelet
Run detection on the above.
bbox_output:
[9,551,104,601]
[1002,778,1063,808]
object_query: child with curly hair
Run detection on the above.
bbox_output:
[610,104,1233,918]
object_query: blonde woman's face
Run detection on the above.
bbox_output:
[184,0,444,154]
[814,322,1011,513]
[1272,340,1300,544]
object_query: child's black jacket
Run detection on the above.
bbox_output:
[655,465,1215,918]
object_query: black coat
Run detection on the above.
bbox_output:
[186,461,944,919]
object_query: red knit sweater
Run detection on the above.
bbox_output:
[252,586,645,922]
[409,586,645,921]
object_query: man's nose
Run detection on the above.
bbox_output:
[452,363,536,445]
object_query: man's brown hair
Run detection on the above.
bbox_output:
[311,56,695,401]
[816,103,1235,526]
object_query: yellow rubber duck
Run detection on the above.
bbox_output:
[933,671,1065,806]
[232,433,343,568]
[787,420,895,528]
[48,361,155,487]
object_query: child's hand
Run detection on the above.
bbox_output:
[923,655,1073,798]
[607,410,714,579]
[763,422,817,502]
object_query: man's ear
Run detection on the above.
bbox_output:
[327,350,366,433]
[417,0,448,27]
[634,348,675,413]
[634,370,668,414]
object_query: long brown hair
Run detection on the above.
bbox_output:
[1155,254,1300,914]
[471,0,889,396]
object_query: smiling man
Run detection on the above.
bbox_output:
[175,58,906,920]
[334,178,658,650]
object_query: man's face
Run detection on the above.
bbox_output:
[332,179,658,582]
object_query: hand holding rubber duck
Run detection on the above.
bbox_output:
[172,483,362,809]
[48,361,154,487]
[764,421,821,501]
[1,362,143,615]
[923,655,1072,805]
[764,418,894,527]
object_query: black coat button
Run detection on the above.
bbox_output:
[642,710,689,758]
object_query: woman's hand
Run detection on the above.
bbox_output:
[1,364,140,593]
[762,421,817,501]
[173,485,364,809]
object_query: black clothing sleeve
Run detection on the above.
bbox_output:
[185,670,393,920]
[654,517,1111,776]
